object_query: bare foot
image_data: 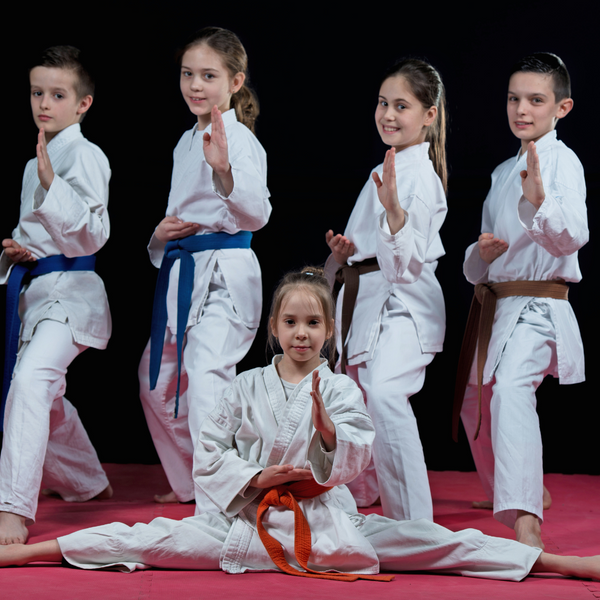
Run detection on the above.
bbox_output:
[94,484,113,500]
[515,510,544,549]
[0,512,29,545]
[543,485,552,510]
[154,490,179,504]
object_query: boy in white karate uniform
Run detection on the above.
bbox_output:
[0,46,112,545]
[455,53,588,549]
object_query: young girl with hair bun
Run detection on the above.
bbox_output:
[326,58,448,521]
[138,27,271,509]
[3,266,599,585]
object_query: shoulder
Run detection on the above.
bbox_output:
[491,155,515,177]
[319,369,363,398]
[543,138,584,174]
[56,131,110,179]
[73,135,110,169]
[228,120,267,159]
[173,126,196,153]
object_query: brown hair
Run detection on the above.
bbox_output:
[509,52,571,102]
[382,58,448,193]
[268,267,337,369]
[177,27,259,133]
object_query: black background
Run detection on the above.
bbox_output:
[1,1,597,476]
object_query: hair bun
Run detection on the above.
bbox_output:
[300,266,325,278]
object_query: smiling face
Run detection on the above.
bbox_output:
[180,43,245,130]
[507,71,573,152]
[30,66,92,142]
[374,75,437,153]
[271,289,333,379]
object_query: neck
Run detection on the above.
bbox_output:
[276,356,321,384]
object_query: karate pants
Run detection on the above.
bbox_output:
[345,298,435,521]
[57,512,541,581]
[0,320,109,523]
[139,268,256,506]
[460,300,557,528]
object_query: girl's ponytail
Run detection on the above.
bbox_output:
[231,84,260,133]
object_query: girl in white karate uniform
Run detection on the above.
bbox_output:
[326,59,448,521]
[138,27,271,507]
[2,268,599,584]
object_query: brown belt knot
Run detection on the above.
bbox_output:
[333,258,381,374]
[452,280,568,442]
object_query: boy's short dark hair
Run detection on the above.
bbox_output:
[30,45,95,99]
[509,52,571,102]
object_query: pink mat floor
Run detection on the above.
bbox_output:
[2,465,599,600]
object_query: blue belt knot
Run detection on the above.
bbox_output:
[148,231,252,418]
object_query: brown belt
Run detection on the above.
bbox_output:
[452,280,569,442]
[333,258,380,374]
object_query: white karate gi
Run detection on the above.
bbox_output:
[460,131,588,528]
[0,123,111,522]
[330,142,446,521]
[58,358,540,581]
[139,109,271,506]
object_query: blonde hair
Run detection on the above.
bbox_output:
[177,27,259,132]
[268,267,337,369]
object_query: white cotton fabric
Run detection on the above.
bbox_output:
[463,130,587,385]
[59,358,540,581]
[139,109,271,504]
[0,124,111,521]
[332,142,446,364]
[327,142,446,521]
[0,123,111,348]
[460,131,588,527]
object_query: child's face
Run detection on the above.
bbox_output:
[180,44,245,130]
[30,67,92,142]
[507,72,573,149]
[271,290,332,375]
[375,76,437,153]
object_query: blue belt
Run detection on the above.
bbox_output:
[149,231,252,418]
[1,254,97,429]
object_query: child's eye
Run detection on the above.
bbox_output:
[379,100,388,107]
[396,104,406,110]
[284,319,295,325]
[309,320,320,325]
[182,71,192,77]
[204,73,215,80]
[54,93,63,99]
[531,97,543,103]
[508,96,517,102]
[32,91,41,97]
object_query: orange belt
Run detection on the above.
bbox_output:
[333,258,381,374]
[452,280,569,442]
[257,479,394,582]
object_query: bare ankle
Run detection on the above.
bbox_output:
[515,510,544,549]
[0,512,29,545]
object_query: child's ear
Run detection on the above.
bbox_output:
[555,97,574,120]
[76,95,93,116]
[270,317,278,338]
[423,105,437,128]
[326,319,335,340]
[230,72,245,95]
